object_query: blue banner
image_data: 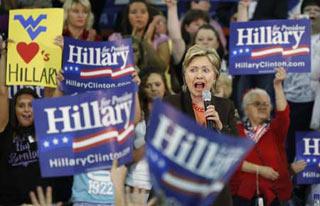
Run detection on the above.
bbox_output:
[146,100,254,206]
[229,19,311,75]
[33,84,136,177]
[8,85,44,99]
[62,37,135,94]
[296,131,320,184]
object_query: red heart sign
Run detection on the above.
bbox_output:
[16,42,39,64]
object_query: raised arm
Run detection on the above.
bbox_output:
[132,71,141,124]
[0,45,9,132]
[166,0,186,64]
[237,0,250,22]
[273,67,287,111]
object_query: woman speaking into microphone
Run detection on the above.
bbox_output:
[164,44,238,206]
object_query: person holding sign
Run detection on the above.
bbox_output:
[0,43,72,205]
[108,0,167,73]
[48,60,142,206]
[164,44,238,206]
[52,0,101,53]
[124,67,171,204]
[62,0,101,41]
[231,68,292,206]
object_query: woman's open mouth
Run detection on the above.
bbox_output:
[194,82,205,90]
[22,114,32,121]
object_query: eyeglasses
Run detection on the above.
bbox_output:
[248,101,270,107]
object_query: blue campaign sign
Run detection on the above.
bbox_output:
[229,19,311,75]
[62,37,135,94]
[33,84,136,177]
[8,85,44,99]
[296,131,320,184]
[146,100,254,206]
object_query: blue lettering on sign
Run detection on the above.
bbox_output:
[14,14,47,40]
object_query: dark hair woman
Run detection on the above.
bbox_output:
[0,47,72,205]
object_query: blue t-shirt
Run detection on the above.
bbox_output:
[72,170,114,205]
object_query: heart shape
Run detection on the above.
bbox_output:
[16,42,39,64]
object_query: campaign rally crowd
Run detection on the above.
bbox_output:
[0,0,320,205]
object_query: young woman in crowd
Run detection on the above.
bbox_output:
[231,68,292,206]
[62,0,100,41]
[0,40,72,205]
[124,67,170,205]
[193,23,228,74]
[164,44,238,206]
[166,0,209,65]
[108,0,167,73]
[52,0,101,56]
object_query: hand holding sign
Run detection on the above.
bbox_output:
[290,160,307,174]
[54,35,64,49]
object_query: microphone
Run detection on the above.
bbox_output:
[202,90,215,130]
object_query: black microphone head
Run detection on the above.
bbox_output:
[202,90,211,102]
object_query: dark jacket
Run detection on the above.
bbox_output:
[164,90,238,136]
[164,90,238,206]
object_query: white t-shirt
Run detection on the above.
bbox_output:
[125,121,152,190]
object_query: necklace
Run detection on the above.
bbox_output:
[192,103,205,112]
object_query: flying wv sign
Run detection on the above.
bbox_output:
[14,14,47,40]
[229,19,311,75]
[7,9,64,87]
[62,37,135,94]
[33,84,136,177]
[146,100,254,206]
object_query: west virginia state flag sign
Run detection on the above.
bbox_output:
[6,9,63,87]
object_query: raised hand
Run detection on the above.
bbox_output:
[144,15,163,45]
[29,186,63,206]
[238,0,251,8]
[165,0,177,8]
[273,67,287,85]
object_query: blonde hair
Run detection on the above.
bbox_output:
[214,73,232,98]
[183,44,221,78]
[63,0,94,30]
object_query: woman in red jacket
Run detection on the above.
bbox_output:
[231,67,292,206]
